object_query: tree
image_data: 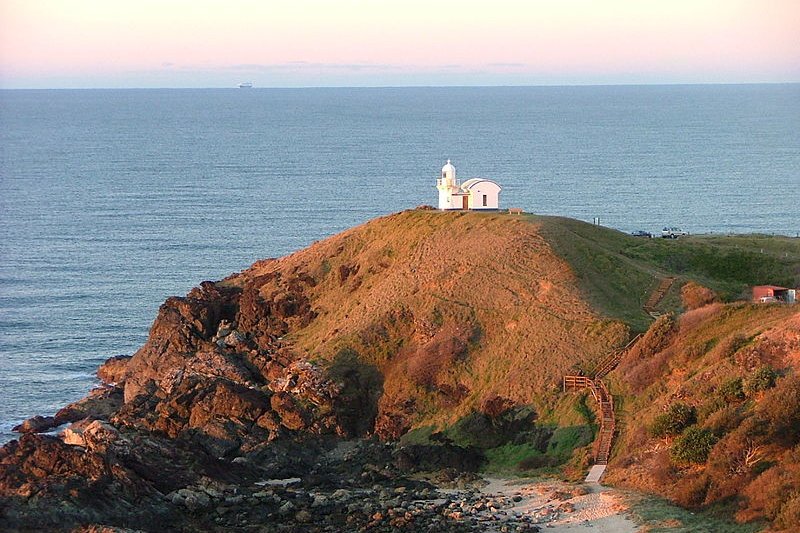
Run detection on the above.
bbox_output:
[650,403,697,439]
[671,427,718,464]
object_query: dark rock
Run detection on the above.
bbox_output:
[271,392,310,431]
[12,415,56,434]
[54,386,123,426]
[394,444,484,473]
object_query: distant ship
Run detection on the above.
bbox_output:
[238,82,253,89]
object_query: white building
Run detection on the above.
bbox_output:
[436,160,501,210]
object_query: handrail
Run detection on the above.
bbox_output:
[562,334,644,468]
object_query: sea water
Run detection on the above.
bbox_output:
[1,85,799,443]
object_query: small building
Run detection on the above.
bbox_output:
[753,285,797,304]
[436,160,501,210]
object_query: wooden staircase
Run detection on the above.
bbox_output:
[591,334,642,380]
[643,276,676,318]
[562,277,674,480]
[563,335,641,479]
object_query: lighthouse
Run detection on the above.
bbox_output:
[436,160,501,210]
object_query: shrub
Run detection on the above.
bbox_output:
[740,466,788,521]
[777,493,800,529]
[744,366,777,395]
[650,403,697,438]
[707,334,749,363]
[671,427,718,464]
[681,281,718,311]
[698,395,727,421]
[702,404,743,435]
[756,374,800,444]
[718,377,745,402]
[672,473,710,508]
[705,428,765,502]
[650,449,676,486]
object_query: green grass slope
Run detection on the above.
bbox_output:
[533,215,800,331]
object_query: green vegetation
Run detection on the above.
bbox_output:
[399,401,594,475]
[483,443,548,473]
[628,493,765,533]
[533,214,800,330]
[671,427,718,464]
[546,426,594,462]
[649,403,697,438]
[743,366,777,395]
[718,377,745,402]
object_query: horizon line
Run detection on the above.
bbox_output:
[3,80,800,91]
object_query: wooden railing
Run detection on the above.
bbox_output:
[563,334,641,468]
[591,334,642,379]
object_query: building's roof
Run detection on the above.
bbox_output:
[461,178,501,190]
[753,285,789,290]
[442,159,456,175]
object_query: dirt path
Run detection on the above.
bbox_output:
[480,478,639,532]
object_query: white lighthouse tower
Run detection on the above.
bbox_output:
[437,159,468,210]
[436,159,501,210]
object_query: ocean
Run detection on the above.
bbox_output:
[1,85,798,444]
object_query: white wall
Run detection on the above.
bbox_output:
[467,181,501,209]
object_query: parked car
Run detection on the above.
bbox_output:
[631,230,652,238]
[662,227,688,239]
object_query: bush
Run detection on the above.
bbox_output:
[672,473,710,508]
[756,374,800,444]
[707,334,749,363]
[740,466,788,521]
[650,403,697,438]
[681,281,718,310]
[744,366,777,395]
[671,427,718,464]
[718,377,745,402]
[702,404,743,435]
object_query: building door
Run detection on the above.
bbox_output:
[462,196,469,209]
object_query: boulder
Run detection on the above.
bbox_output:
[97,355,132,385]
[62,419,120,450]
[270,392,309,431]
[54,386,123,426]
[12,415,56,434]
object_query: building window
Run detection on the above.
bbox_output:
[482,194,487,206]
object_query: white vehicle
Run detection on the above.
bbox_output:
[662,227,688,239]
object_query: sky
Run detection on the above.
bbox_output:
[1,0,799,88]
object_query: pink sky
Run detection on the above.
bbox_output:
[1,0,799,88]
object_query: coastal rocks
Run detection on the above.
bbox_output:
[97,355,132,385]
[112,375,272,455]
[0,433,167,529]
[54,385,124,426]
[1,423,525,532]
[393,443,484,474]
[270,392,310,431]
[121,281,241,403]
[62,419,120,451]
[12,415,56,434]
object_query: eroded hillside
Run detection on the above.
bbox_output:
[223,209,629,436]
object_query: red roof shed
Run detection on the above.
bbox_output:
[753,285,789,302]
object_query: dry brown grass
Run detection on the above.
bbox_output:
[681,281,719,311]
[225,209,627,430]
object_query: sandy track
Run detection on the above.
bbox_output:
[480,478,639,532]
